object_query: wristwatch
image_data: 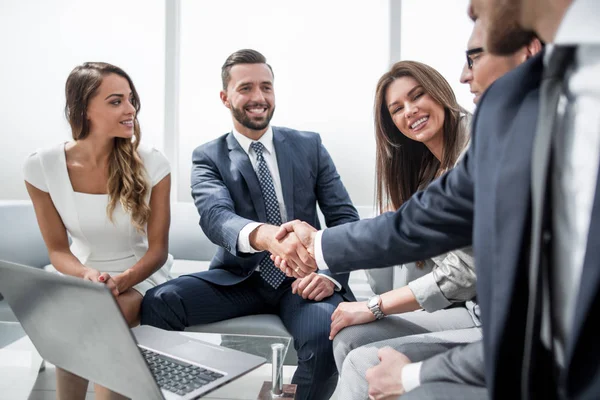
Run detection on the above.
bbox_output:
[367,295,385,319]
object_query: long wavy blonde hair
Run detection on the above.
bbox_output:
[64,62,150,231]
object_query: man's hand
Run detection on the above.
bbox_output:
[329,301,376,340]
[366,348,412,400]
[250,224,316,274]
[291,273,335,301]
[271,220,318,277]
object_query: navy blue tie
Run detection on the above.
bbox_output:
[250,141,287,288]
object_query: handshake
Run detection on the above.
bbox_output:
[250,220,320,278]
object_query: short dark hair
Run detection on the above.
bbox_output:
[221,49,274,90]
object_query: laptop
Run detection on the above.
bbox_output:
[0,260,266,399]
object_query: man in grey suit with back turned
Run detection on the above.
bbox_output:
[141,49,360,400]
[273,0,600,398]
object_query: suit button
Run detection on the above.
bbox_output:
[543,230,551,243]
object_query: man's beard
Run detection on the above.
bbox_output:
[485,1,536,55]
[231,103,275,131]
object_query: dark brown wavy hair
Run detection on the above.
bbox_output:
[64,62,150,231]
[374,61,469,212]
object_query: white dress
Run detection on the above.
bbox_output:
[23,142,173,295]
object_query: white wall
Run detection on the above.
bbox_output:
[400,0,475,112]
[0,0,476,207]
[177,0,390,209]
[0,0,165,200]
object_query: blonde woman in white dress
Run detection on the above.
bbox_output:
[23,62,171,400]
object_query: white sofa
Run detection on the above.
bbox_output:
[0,200,374,365]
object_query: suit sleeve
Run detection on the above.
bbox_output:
[313,134,360,289]
[419,341,486,387]
[408,247,477,312]
[191,147,255,257]
[321,142,475,274]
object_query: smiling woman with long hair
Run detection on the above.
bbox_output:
[23,62,172,400]
[331,61,481,400]
[374,61,470,211]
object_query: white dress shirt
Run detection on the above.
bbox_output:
[234,126,287,252]
[233,127,341,290]
[545,0,600,367]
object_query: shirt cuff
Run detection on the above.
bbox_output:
[318,273,342,291]
[314,230,329,270]
[237,222,264,253]
[408,273,452,313]
[402,362,422,393]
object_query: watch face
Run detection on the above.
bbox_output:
[368,296,379,308]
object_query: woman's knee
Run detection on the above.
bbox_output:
[333,323,376,354]
[343,345,381,377]
[332,328,358,367]
[116,289,143,327]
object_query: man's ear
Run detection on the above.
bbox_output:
[220,91,230,108]
[526,38,543,59]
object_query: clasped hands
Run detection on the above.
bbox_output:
[82,267,120,297]
[267,219,319,278]
[254,220,332,300]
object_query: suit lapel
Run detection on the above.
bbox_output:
[519,56,564,396]
[529,76,557,293]
[273,127,295,220]
[226,132,267,222]
[491,88,539,316]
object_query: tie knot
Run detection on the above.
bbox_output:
[250,141,265,157]
[544,45,576,80]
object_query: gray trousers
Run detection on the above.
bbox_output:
[401,382,488,399]
[333,307,482,400]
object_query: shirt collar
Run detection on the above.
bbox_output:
[554,0,600,45]
[232,126,274,156]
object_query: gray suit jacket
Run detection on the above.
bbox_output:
[189,126,359,300]
[420,341,486,388]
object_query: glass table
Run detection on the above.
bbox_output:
[178,331,293,399]
[179,331,291,366]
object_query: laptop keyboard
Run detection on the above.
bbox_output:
[140,347,225,396]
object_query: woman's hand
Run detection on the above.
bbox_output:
[82,268,119,297]
[330,301,376,340]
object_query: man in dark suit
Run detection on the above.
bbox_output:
[141,49,359,400]
[273,0,600,398]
